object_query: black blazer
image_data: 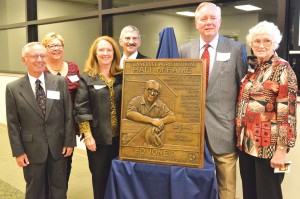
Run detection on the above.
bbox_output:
[74,73,123,145]
[136,52,149,59]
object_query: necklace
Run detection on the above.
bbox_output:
[99,67,111,79]
[48,61,64,72]
[47,62,68,76]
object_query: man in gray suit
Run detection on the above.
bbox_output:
[179,2,247,199]
[6,42,76,199]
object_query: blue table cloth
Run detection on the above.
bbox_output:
[105,143,218,199]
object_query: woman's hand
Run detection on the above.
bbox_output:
[85,136,97,151]
[83,132,97,151]
[270,148,287,168]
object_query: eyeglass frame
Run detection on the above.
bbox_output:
[26,54,47,60]
[252,39,273,48]
[47,44,64,50]
[146,87,160,95]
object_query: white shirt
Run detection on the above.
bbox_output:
[120,51,138,69]
[28,73,46,98]
[199,34,219,80]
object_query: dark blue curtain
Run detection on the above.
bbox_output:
[156,27,179,58]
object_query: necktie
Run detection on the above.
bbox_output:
[201,44,210,89]
[35,79,46,116]
[57,72,61,76]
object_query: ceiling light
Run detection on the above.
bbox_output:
[234,5,261,11]
[176,11,195,17]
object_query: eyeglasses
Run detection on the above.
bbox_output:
[47,44,64,50]
[26,55,47,60]
[146,88,159,95]
[252,39,272,48]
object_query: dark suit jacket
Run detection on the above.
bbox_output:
[6,73,76,163]
[136,52,149,59]
[74,73,123,145]
[179,35,248,154]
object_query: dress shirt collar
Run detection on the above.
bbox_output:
[28,72,46,94]
[121,51,138,69]
[199,34,219,50]
[141,95,159,109]
[28,72,45,86]
[122,51,138,59]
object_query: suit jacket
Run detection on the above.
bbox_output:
[179,35,247,154]
[136,52,149,59]
[6,73,76,163]
[74,73,123,145]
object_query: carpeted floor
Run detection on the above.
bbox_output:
[0,178,24,199]
[0,124,93,199]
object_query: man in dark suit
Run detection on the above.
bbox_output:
[119,25,148,68]
[6,42,76,199]
[179,2,247,199]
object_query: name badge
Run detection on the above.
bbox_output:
[216,52,231,61]
[68,75,80,82]
[94,85,106,90]
[47,90,60,100]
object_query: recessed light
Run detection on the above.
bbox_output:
[176,11,195,17]
[234,5,261,11]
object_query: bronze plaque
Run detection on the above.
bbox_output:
[119,59,206,168]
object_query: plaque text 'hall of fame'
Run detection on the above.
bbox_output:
[119,59,206,168]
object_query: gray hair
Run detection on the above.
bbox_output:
[246,21,282,51]
[119,25,141,40]
[22,42,46,57]
[195,2,221,20]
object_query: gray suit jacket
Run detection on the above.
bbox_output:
[179,35,247,154]
[6,73,76,163]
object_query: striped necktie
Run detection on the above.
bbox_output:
[201,44,210,89]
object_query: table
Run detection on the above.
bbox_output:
[105,143,218,199]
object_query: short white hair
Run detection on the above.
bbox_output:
[22,42,46,57]
[194,2,221,20]
[246,21,282,50]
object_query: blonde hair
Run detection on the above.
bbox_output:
[83,36,122,77]
[195,2,221,20]
[41,32,64,47]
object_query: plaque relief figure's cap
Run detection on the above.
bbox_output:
[145,126,164,147]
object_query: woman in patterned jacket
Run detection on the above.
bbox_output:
[236,21,297,199]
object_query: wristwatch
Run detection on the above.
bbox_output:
[278,146,290,153]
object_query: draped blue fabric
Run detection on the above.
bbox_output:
[105,143,218,199]
[156,27,180,58]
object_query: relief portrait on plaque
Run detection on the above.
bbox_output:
[126,80,176,148]
[120,59,206,168]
